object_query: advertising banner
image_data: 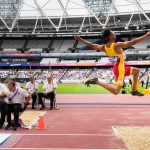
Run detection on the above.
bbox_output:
[0,53,41,57]
[1,61,150,67]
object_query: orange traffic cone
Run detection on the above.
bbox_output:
[36,116,46,130]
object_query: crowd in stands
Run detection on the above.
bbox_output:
[1,54,150,65]
[139,68,150,84]
[89,68,115,83]
[16,69,40,79]
[61,69,91,81]
[15,69,67,83]
[0,68,149,84]
[37,69,67,82]
[125,54,150,61]
[0,69,16,78]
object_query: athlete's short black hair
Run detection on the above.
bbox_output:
[102,28,111,40]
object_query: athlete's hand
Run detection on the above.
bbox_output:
[74,35,81,41]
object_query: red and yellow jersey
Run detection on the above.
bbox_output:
[103,43,133,86]
[104,43,126,64]
[104,43,118,57]
[104,43,125,86]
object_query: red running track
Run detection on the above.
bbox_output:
[0,94,150,150]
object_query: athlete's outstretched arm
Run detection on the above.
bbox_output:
[116,31,150,49]
[74,35,104,51]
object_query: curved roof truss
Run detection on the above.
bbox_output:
[0,0,150,33]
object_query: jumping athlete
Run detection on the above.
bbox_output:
[74,28,150,96]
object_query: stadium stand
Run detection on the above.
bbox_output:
[40,58,58,64]
[2,40,25,49]
[16,69,40,79]
[36,69,67,83]
[0,36,150,53]
[89,68,114,83]
[121,38,128,41]
[52,40,64,51]
[60,69,91,83]
[139,68,150,83]
[59,60,77,64]
[28,49,42,52]
[78,60,96,63]
[0,70,15,78]
[98,57,110,63]
[59,40,75,52]
[0,67,148,85]
[131,37,150,49]
[77,39,98,49]
[3,49,16,52]
[27,40,50,49]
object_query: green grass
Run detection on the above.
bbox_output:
[5,83,146,94]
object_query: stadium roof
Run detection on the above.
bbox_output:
[0,0,150,34]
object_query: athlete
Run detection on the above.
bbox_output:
[74,28,150,96]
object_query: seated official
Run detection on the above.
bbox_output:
[0,82,8,129]
[5,80,31,131]
[38,75,57,110]
[25,75,38,109]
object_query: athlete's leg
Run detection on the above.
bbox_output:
[131,67,140,91]
[85,65,123,95]
[85,54,125,95]
[85,78,122,95]
[96,81,122,95]
[124,67,144,96]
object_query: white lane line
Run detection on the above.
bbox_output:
[2,148,126,150]
[14,134,117,136]
[112,126,119,136]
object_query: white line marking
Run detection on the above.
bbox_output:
[1,148,126,150]
[112,126,119,136]
[30,111,46,126]
[14,134,116,136]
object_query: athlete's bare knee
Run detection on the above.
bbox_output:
[113,85,121,95]
[114,91,119,95]
[113,90,119,95]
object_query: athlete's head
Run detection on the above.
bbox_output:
[102,28,116,41]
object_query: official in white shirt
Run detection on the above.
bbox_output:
[25,75,38,109]
[0,82,8,129]
[5,80,31,131]
[38,75,57,110]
